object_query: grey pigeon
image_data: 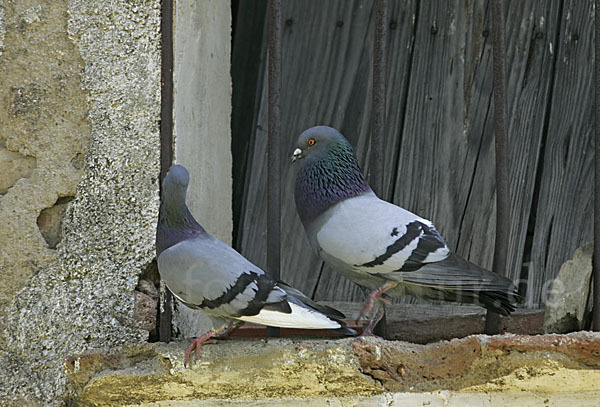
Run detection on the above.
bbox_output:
[292,126,520,334]
[156,165,354,363]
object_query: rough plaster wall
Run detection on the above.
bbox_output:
[171,0,233,339]
[0,5,5,56]
[0,0,161,404]
[0,0,89,325]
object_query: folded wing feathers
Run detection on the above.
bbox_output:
[400,254,519,293]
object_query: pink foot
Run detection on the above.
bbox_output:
[357,282,398,322]
[184,331,218,366]
[360,306,385,337]
[183,321,241,366]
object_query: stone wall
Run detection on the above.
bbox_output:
[0,0,161,404]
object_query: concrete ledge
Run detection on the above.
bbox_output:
[65,339,381,406]
[352,332,599,392]
[65,332,600,406]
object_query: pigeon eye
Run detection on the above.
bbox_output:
[307,138,316,146]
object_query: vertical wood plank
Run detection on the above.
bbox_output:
[371,0,388,196]
[595,0,600,331]
[266,0,282,337]
[485,0,509,335]
[528,0,594,307]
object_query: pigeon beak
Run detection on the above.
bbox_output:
[291,148,303,163]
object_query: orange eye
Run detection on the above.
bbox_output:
[307,138,315,146]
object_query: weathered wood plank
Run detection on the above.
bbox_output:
[391,0,564,293]
[312,0,563,303]
[230,302,544,344]
[322,302,544,343]
[528,0,595,307]
[454,1,565,295]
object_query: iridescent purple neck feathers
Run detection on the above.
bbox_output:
[294,140,371,224]
[156,196,206,256]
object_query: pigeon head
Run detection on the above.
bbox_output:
[156,165,205,255]
[161,165,193,212]
[164,164,190,190]
[292,126,371,224]
[291,126,348,163]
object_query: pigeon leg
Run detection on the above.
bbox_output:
[213,320,243,339]
[184,322,232,366]
[185,321,244,365]
[185,331,218,366]
[359,302,384,336]
[357,281,398,323]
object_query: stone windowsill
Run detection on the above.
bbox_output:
[65,331,600,406]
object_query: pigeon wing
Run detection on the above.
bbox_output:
[158,234,350,330]
[315,192,450,275]
[158,234,289,318]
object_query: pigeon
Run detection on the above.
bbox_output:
[156,164,354,363]
[291,126,520,334]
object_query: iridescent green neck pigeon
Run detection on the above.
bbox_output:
[157,165,354,363]
[292,126,520,334]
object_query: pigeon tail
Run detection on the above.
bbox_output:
[278,281,356,336]
[236,301,346,331]
[283,296,356,335]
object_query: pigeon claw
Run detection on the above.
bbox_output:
[183,322,242,366]
[184,331,218,366]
